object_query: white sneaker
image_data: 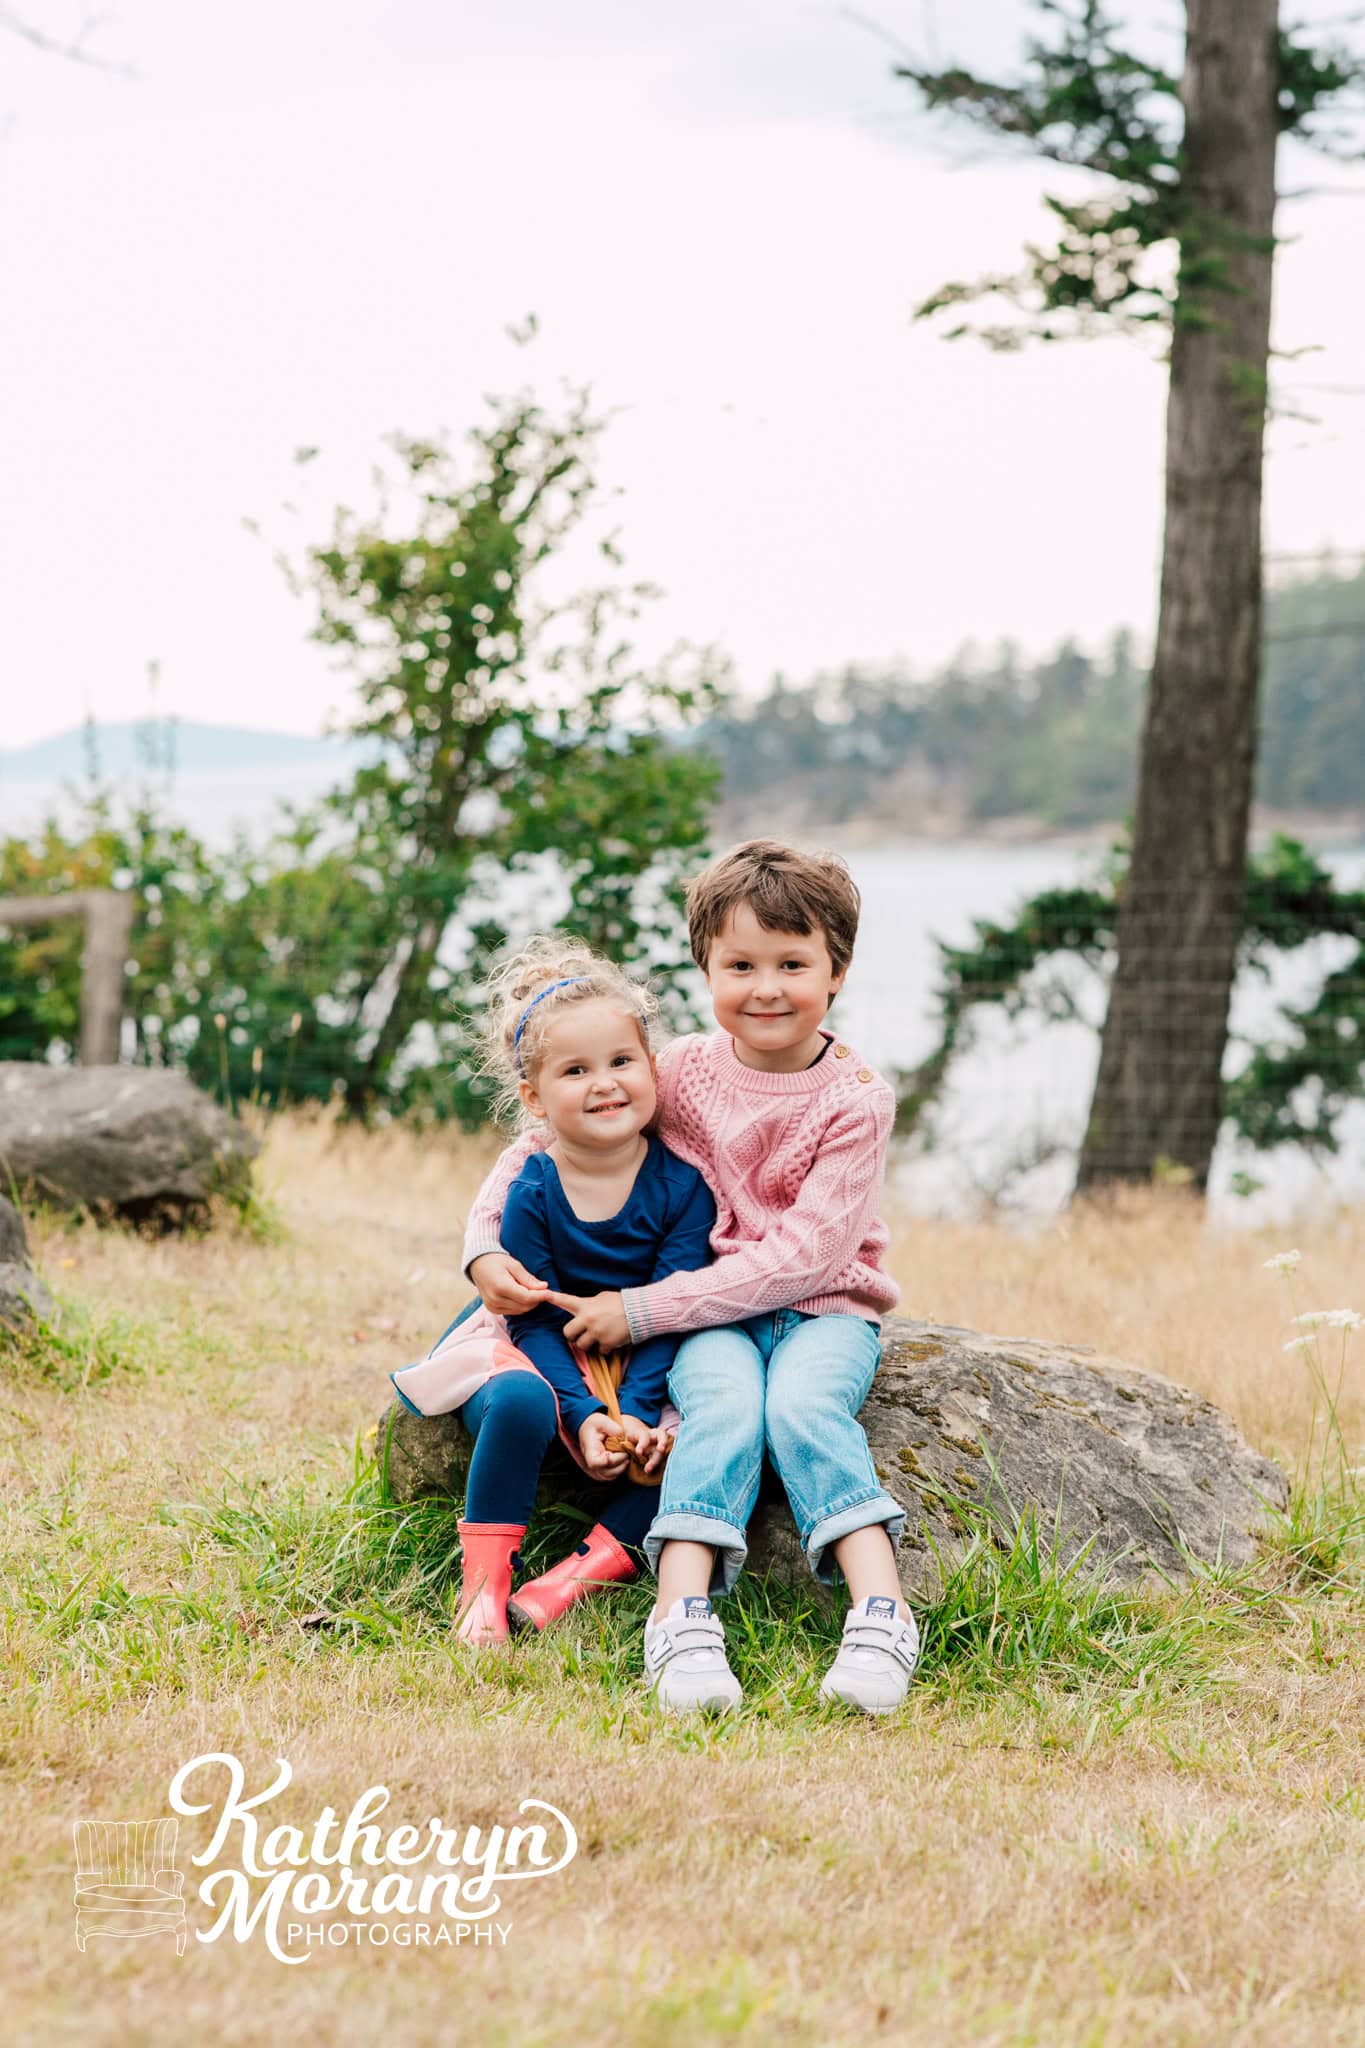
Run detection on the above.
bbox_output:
[643,1597,742,1715]
[819,1595,919,1715]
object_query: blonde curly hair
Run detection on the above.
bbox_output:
[480,933,660,1126]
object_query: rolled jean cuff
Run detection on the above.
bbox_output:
[643,1508,748,1597]
[805,1493,906,1588]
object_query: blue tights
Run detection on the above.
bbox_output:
[460,1372,657,1557]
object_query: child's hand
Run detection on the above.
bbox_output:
[548,1289,630,1350]
[578,1412,629,1476]
[469,1252,549,1315]
[616,1413,668,1475]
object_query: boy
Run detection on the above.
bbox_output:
[464,839,917,1714]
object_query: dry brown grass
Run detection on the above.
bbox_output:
[2,1112,1362,2048]
[886,1194,1365,1469]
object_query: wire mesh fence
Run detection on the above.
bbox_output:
[850,863,1365,1222]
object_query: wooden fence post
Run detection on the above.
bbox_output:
[79,892,136,1065]
[0,890,135,1065]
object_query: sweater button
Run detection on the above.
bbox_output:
[856,1068,873,1083]
[833,1044,850,1058]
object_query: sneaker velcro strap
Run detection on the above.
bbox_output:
[844,1619,917,1670]
[673,1619,719,1645]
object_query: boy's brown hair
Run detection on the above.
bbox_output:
[686,839,861,978]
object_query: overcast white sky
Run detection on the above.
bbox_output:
[2,0,1363,749]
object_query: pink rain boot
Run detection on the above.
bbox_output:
[454,1521,525,1646]
[507,1523,638,1633]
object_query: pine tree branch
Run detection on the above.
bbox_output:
[0,6,135,76]
[897,1,1364,346]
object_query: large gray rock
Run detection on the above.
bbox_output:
[0,1193,54,1331]
[749,1319,1288,1598]
[377,1317,1288,1598]
[0,1064,258,1223]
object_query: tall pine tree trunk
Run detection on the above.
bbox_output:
[1076,0,1279,1194]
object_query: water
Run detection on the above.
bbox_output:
[4,767,1361,1226]
[841,843,1365,1228]
[0,761,355,847]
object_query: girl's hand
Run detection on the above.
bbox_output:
[547,1289,630,1350]
[578,1411,629,1476]
[616,1413,668,1475]
[469,1252,549,1315]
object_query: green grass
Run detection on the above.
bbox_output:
[12,1429,1357,1752]
[1261,1470,1365,1591]
[1,1299,155,1392]
[3,1158,1361,2047]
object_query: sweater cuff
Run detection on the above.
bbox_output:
[620,1285,658,1345]
[461,1232,506,1281]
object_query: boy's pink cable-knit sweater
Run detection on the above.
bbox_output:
[461,1028,901,1340]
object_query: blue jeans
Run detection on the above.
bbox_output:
[643,1311,905,1595]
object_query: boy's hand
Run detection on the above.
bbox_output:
[616,1412,667,1475]
[548,1289,630,1350]
[469,1252,549,1315]
[578,1411,629,1476]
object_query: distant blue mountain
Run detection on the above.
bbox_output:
[0,719,359,780]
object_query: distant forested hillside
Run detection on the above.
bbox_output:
[699,564,1365,834]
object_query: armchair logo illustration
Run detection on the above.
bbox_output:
[67,1755,578,1964]
[72,1817,187,1956]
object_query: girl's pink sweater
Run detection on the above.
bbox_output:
[461,1028,901,1340]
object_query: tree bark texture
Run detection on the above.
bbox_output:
[344,914,445,1114]
[1077,0,1280,1193]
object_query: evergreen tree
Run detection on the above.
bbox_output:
[895,0,1365,1193]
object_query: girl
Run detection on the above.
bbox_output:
[408,937,715,1647]
[459,841,914,1716]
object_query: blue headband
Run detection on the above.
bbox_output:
[514,978,588,1073]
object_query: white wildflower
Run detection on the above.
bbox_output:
[1291,1311,1332,1330]
[1283,1335,1317,1354]
[1319,1309,1363,1332]
[1263,1250,1301,1274]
